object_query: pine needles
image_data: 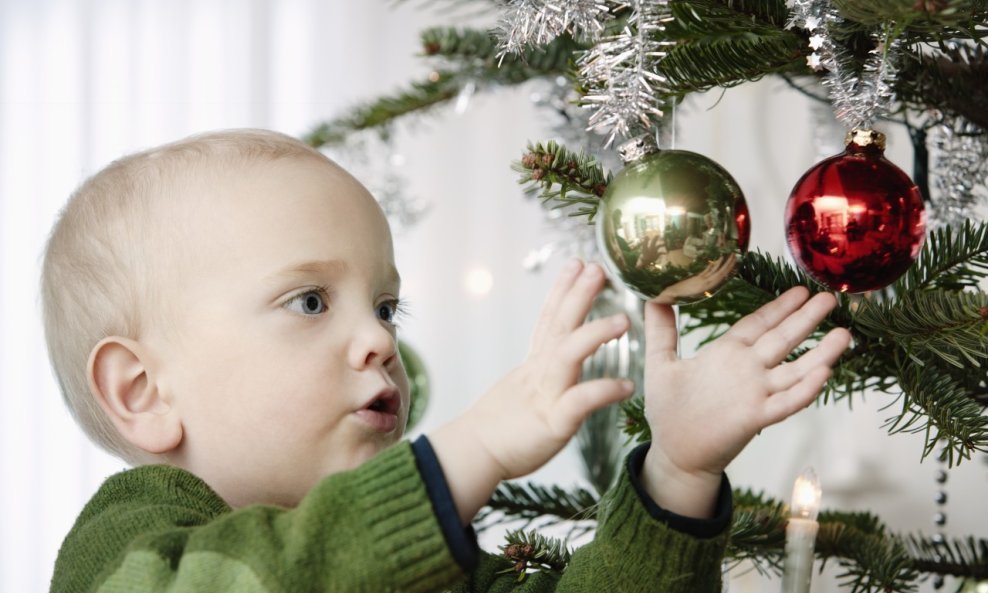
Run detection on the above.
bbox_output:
[513,141,610,221]
[894,220,988,292]
[476,480,600,533]
[497,530,573,581]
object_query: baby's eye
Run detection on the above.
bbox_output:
[284,289,328,316]
[376,300,403,325]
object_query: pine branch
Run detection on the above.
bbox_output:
[304,28,584,148]
[498,529,573,582]
[513,141,611,221]
[824,344,901,404]
[667,0,792,33]
[304,71,461,148]
[619,394,651,444]
[854,290,988,369]
[894,220,988,293]
[889,361,988,466]
[476,480,600,531]
[898,45,988,130]
[422,27,584,83]
[659,0,805,93]
[421,26,500,61]
[726,489,787,574]
[661,31,807,93]
[905,534,988,580]
[822,530,919,593]
[833,0,988,34]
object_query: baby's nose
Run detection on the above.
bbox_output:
[348,317,397,370]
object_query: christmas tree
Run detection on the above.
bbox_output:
[303,1,988,591]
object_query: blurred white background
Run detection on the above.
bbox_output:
[0,1,985,592]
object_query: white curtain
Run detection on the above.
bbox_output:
[2,2,984,592]
[0,1,533,588]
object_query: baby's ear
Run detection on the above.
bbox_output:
[88,337,183,455]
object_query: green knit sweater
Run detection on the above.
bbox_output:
[51,441,728,592]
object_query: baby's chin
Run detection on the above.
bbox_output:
[341,430,406,469]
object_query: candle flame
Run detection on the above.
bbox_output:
[790,468,822,520]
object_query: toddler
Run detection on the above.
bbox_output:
[43,129,850,592]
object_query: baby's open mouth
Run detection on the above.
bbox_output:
[367,398,389,412]
[355,388,401,433]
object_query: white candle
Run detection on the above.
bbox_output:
[781,468,822,593]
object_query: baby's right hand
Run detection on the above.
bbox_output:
[428,260,633,524]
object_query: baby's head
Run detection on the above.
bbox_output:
[42,129,410,507]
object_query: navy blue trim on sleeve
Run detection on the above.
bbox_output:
[411,435,480,572]
[626,442,733,539]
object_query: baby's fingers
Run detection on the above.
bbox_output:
[725,286,811,345]
[531,259,586,350]
[767,327,852,393]
[532,262,608,353]
[548,378,635,437]
[541,313,630,392]
[761,328,852,425]
[548,263,608,338]
[752,292,839,366]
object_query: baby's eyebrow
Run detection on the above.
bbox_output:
[267,260,402,289]
[269,259,350,280]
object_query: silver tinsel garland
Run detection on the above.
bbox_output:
[929,117,988,229]
[495,0,672,147]
[494,0,613,59]
[788,0,901,128]
[578,0,673,147]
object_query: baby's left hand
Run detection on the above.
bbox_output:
[640,286,851,518]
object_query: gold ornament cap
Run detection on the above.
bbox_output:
[845,128,886,151]
[618,134,660,164]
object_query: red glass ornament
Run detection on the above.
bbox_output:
[784,129,926,293]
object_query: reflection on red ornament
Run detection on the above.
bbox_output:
[784,129,926,293]
[735,195,751,253]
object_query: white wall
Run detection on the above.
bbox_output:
[0,2,983,591]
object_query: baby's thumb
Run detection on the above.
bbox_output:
[644,301,679,362]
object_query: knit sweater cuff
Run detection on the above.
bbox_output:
[346,441,466,591]
[410,435,480,572]
[592,445,732,591]
[626,443,733,539]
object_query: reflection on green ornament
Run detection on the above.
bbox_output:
[596,138,748,305]
[960,579,988,593]
[398,340,430,431]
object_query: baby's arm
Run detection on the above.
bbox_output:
[428,260,634,525]
[639,287,851,518]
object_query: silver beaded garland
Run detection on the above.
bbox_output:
[933,445,949,590]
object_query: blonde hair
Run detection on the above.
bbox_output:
[41,129,331,463]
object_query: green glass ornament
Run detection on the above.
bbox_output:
[398,340,430,431]
[596,135,749,304]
